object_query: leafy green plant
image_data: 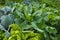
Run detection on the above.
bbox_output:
[4,24,43,40]
[0,1,60,40]
[13,2,58,40]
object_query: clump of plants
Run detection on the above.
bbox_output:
[0,0,60,40]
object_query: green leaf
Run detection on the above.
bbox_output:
[45,26,57,34]
[31,22,44,33]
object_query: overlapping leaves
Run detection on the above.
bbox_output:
[0,1,59,40]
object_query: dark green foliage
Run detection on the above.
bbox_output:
[42,0,60,9]
[0,6,15,30]
[0,0,5,4]
[13,2,58,40]
[0,0,60,40]
[0,15,13,29]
